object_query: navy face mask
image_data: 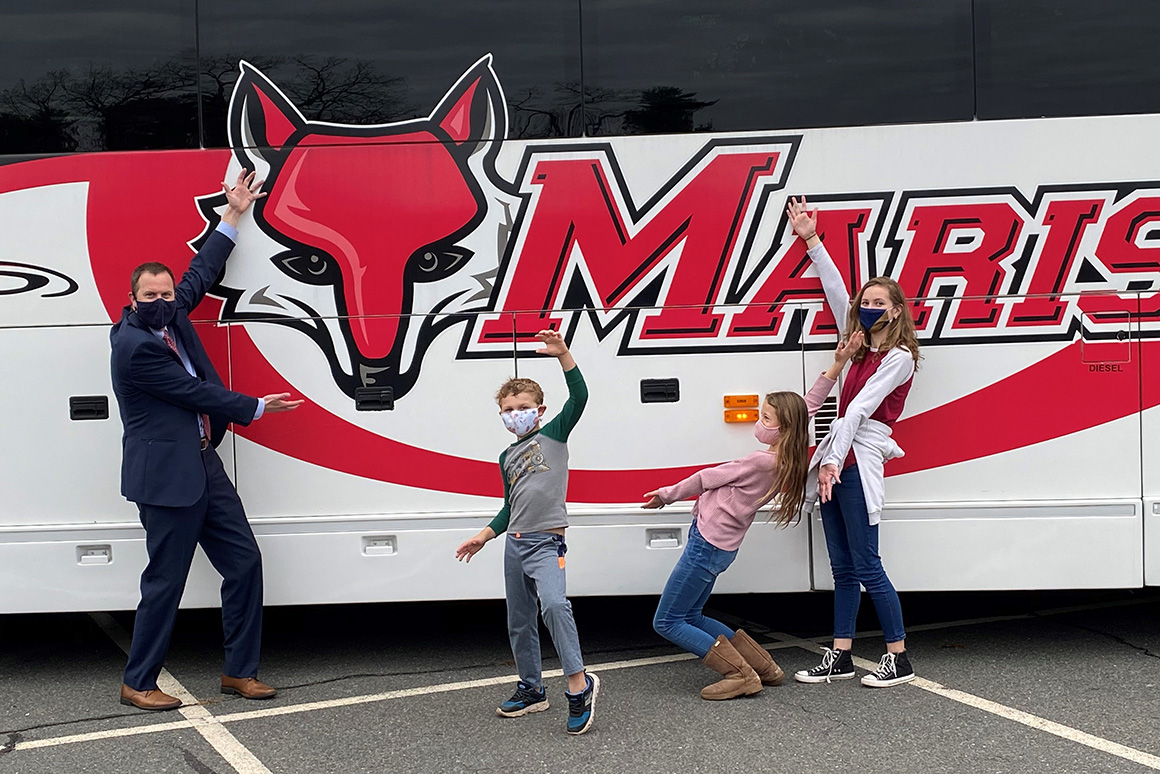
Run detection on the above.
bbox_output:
[859,306,888,331]
[135,298,178,330]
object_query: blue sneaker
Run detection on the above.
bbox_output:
[496,681,549,717]
[565,672,599,735]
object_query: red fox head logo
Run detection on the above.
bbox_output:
[202,57,511,400]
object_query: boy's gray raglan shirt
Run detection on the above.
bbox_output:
[488,366,587,535]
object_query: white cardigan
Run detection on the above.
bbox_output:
[806,418,904,525]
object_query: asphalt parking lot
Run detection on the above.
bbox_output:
[3,589,1160,774]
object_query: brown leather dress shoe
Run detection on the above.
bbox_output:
[221,675,277,700]
[120,684,182,711]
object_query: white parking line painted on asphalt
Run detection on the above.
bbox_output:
[88,613,273,774]
[915,679,1160,770]
[12,719,194,751]
[764,631,1160,772]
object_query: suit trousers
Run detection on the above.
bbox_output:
[123,445,264,691]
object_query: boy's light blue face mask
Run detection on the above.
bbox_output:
[502,407,540,437]
[859,306,888,331]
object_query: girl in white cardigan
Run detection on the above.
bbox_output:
[787,196,922,688]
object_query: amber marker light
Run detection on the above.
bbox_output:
[724,409,757,423]
[723,394,759,408]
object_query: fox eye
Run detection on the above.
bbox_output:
[272,249,340,286]
[406,244,473,283]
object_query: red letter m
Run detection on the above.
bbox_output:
[476,140,797,346]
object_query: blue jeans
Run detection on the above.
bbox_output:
[820,465,906,643]
[652,519,739,658]
[504,532,585,688]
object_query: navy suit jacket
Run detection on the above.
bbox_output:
[110,230,260,508]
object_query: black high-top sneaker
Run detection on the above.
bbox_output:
[793,647,856,683]
[860,651,915,688]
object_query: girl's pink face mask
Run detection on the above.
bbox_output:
[753,419,780,445]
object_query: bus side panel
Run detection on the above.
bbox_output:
[0,325,129,527]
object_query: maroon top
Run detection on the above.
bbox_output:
[838,350,914,469]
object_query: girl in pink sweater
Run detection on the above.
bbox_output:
[642,334,862,700]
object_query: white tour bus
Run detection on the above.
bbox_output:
[1,1,1158,613]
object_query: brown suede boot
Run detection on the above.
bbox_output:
[731,629,785,686]
[700,635,763,700]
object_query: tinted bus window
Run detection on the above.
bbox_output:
[581,0,974,135]
[975,0,1160,120]
[0,0,197,154]
[199,0,582,146]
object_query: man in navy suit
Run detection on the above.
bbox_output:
[110,169,302,711]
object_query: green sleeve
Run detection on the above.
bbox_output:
[539,365,588,443]
[487,504,510,536]
[486,449,513,535]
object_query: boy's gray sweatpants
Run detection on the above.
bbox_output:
[504,531,585,688]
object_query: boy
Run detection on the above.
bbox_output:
[455,329,599,736]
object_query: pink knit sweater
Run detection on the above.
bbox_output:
[657,374,836,551]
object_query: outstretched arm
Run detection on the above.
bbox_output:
[457,457,512,562]
[176,169,266,313]
[642,458,749,509]
[129,342,260,424]
[787,196,852,333]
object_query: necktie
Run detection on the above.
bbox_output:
[161,328,212,442]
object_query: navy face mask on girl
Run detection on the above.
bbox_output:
[859,306,888,331]
[135,298,178,330]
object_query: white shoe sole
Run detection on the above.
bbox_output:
[861,672,916,688]
[793,671,856,684]
[567,672,599,736]
[496,699,549,717]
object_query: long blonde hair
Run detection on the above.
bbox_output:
[845,277,921,366]
[761,391,810,527]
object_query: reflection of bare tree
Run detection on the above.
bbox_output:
[200,55,416,146]
[285,57,411,123]
[199,54,285,148]
[0,59,197,152]
[0,55,416,153]
[61,59,198,150]
[508,81,607,138]
[0,71,74,153]
[508,81,678,139]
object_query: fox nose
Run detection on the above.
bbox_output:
[347,312,402,362]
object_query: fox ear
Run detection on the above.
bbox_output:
[430,55,506,155]
[228,61,306,172]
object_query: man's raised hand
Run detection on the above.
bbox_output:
[222,168,267,223]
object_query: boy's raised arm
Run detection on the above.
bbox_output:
[536,329,587,442]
